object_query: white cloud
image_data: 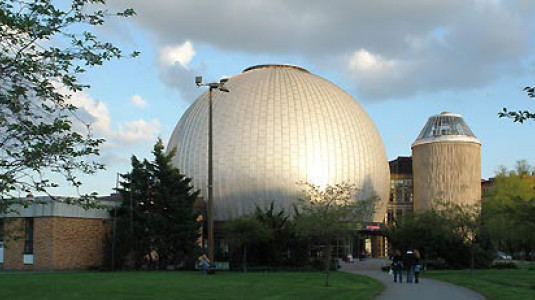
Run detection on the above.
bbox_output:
[349,49,397,74]
[158,40,195,68]
[66,91,161,148]
[130,94,147,108]
[109,0,535,101]
[115,119,161,144]
[65,90,111,135]
[156,40,204,101]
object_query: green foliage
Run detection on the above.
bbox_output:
[387,201,494,269]
[294,183,375,241]
[109,139,200,270]
[294,182,375,286]
[253,202,292,266]
[482,161,535,260]
[224,216,269,272]
[0,0,136,209]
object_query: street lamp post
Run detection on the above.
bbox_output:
[196,76,229,263]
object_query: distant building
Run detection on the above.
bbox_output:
[0,195,120,271]
[387,156,414,225]
[481,178,495,198]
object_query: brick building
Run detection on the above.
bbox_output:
[0,195,119,271]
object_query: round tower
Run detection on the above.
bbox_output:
[411,112,481,211]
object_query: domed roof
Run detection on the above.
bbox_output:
[412,112,480,147]
[167,64,389,221]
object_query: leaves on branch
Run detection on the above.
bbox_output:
[499,85,535,123]
[0,0,137,211]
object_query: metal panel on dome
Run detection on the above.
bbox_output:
[167,64,390,221]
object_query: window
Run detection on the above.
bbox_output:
[24,218,33,254]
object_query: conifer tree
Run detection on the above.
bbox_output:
[113,139,200,270]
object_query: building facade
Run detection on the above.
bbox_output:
[412,112,481,211]
[387,156,414,225]
[0,196,118,271]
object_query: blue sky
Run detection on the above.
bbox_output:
[54,0,535,196]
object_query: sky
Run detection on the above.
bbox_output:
[54,0,535,197]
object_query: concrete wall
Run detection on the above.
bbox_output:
[412,142,481,211]
[2,217,109,271]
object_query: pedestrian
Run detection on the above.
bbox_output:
[404,249,416,283]
[392,249,403,283]
[414,249,422,283]
[198,253,210,274]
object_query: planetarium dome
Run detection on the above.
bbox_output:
[167,64,389,221]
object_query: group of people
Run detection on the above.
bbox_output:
[391,249,422,283]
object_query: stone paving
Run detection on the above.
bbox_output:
[341,258,485,300]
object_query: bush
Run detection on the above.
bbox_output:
[528,265,535,271]
[426,259,452,270]
[491,261,518,269]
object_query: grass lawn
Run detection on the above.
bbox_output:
[0,271,382,300]
[425,267,535,300]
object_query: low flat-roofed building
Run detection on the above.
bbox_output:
[0,195,120,271]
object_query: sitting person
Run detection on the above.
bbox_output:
[198,253,210,274]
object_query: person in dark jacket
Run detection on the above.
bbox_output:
[414,249,422,283]
[392,250,403,283]
[404,250,416,283]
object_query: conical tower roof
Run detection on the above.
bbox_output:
[412,112,480,147]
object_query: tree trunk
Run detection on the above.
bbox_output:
[530,240,535,264]
[324,242,332,287]
[243,244,247,272]
[470,243,475,276]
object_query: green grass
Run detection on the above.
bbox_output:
[425,267,535,300]
[0,271,382,300]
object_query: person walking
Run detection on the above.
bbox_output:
[414,249,422,283]
[392,250,403,283]
[404,249,416,283]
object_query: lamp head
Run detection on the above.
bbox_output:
[220,78,229,83]
[219,87,230,93]
[195,76,203,86]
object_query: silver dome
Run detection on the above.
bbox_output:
[167,64,389,221]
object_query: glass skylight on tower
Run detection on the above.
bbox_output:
[416,112,476,140]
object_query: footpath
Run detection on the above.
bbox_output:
[341,258,485,300]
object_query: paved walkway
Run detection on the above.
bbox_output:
[341,258,485,300]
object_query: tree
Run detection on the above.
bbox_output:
[112,139,200,270]
[1,0,138,210]
[482,161,535,261]
[254,201,291,266]
[294,182,375,287]
[224,216,268,272]
[436,202,483,274]
[387,201,494,270]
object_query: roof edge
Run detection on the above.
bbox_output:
[242,64,310,74]
[411,135,481,148]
